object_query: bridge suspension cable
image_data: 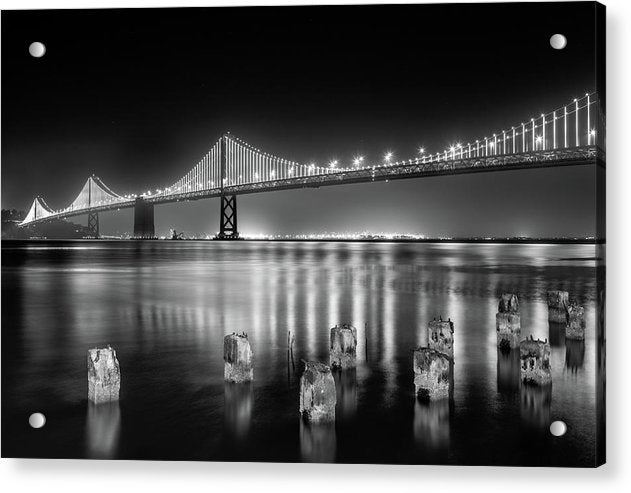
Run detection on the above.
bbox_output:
[18,91,603,228]
[424,92,603,165]
[160,133,339,198]
[59,176,126,213]
[20,196,56,225]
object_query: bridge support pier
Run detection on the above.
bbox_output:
[87,211,100,238]
[133,197,155,239]
[215,194,240,240]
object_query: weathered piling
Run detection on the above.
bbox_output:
[287,330,295,377]
[329,324,357,369]
[496,293,521,351]
[519,336,552,386]
[428,318,454,359]
[223,333,254,383]
[299,361,336,422]
[565,303,586,340]
[547,290,569,323]
[498,293,520,314]
[413,347,452,401]
[496,313,521,351]
[87,345,121,404]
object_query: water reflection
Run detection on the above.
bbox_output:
[300,420,336,463]
[333,369,357,422]
[548,322,566,348]
[86,402,121,459]
[2,240,600,465]
[565,339,585,373]
[497,348,521,395]
[224,382,253,441]
[413,398,451,456]
[520,384,552,430]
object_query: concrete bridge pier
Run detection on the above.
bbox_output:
[133,197,155,239]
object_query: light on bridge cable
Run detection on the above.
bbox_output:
[18,96,599,227]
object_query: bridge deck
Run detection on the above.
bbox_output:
[22,146,603,226]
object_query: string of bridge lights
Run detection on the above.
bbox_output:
[21,92,600,224]
[120,92,600,199]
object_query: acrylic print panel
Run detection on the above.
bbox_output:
[1,2,605,466]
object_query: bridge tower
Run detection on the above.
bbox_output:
[215,133,240,240]
[133,197,155,239]
[87,177,99,238]
[87,211,99,238]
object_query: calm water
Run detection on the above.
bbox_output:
[1,240,604,465]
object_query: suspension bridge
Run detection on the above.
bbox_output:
[19,92,605,239]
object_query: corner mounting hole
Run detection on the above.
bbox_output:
[550,420,567,437]
[550,34,567,50]
[29,42,46,58]
[29,412,46,428]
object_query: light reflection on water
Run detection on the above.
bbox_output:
[86,402,121,459]
[1,240,602,465]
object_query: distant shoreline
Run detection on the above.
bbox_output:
[4,237,605,245]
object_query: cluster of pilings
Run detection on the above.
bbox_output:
[84,326,354,426]
[298,324,358,424]
[491,289,587,428]
[547,289,585,340]
[492,292,552,389]
[83,289,587,445]
[547,290,586,374]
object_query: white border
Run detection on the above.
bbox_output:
[1,0,630,491]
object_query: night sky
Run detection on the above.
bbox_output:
[1,3,603,237]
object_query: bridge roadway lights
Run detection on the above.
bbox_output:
[133,197,156,239]
[214,194,240,240]
[87,211,100,239]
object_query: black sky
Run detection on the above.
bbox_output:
[1,3,602,237]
